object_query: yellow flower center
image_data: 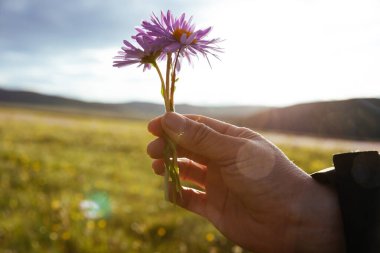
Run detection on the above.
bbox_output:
[141,51,161,64]
[172,28,196,44]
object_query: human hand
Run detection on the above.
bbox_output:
[147,112,345,253]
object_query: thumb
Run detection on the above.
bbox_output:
[161,112,242,161]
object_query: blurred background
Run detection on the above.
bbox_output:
[0,0,379,252]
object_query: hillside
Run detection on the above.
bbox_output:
[0,88,266,120]
[1,88,379,140]
[239,98,380,140]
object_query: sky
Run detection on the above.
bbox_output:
[0,0,379,106]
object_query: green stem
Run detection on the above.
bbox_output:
[152,62,169,112]
[165,53,172,109]
[170,49,181,111]
[163,55,173,201]
[152,58,182,202]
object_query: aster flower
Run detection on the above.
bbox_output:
[113,10,222,203]
[139,10,222,63]
[113,36,162,71]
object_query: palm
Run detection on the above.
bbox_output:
[203,151,300,252]
[205,163,260,250]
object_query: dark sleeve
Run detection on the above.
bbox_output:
[311,151,380,253]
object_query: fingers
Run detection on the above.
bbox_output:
[169,186,207,218]
[151,156,208,218]
[146,138,165,158]
[147,137,209,164]
[152,158,207,189]
[148,114,256,139]
[160,112,244,161]
[147,115,164,136]
[185,114,259,139]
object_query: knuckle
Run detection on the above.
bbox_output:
[237,127,262,140]
[190,122,212,148]
[181,163,191,180]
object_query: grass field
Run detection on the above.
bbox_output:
[0,106,373,253]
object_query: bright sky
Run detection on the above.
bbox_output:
[0,0,379,106]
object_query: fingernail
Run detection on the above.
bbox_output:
[163,112,186,133]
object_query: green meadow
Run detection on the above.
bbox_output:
[0,106,346,253]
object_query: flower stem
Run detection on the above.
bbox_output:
[152,59,182,202]
[164,54,173,201]
[152,62,169,112]
[165,53,172,106]
[170,49,181,111]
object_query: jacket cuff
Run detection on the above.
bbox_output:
[311,151,380,253]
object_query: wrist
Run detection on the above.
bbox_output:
[290,177,345,253]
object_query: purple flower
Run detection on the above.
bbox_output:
[113,10,222,201]
[139,10,222,61]
[113,35,162,71]
[113,10,222,72]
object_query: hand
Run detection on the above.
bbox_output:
[147,112,345,253]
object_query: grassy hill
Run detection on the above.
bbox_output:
[238,98,380,140]
[1,88,379,140]
[0,88,266,120]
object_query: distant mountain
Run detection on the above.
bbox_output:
[0,88,266,120]
[238,98,380,140]
[2,88,379,140]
